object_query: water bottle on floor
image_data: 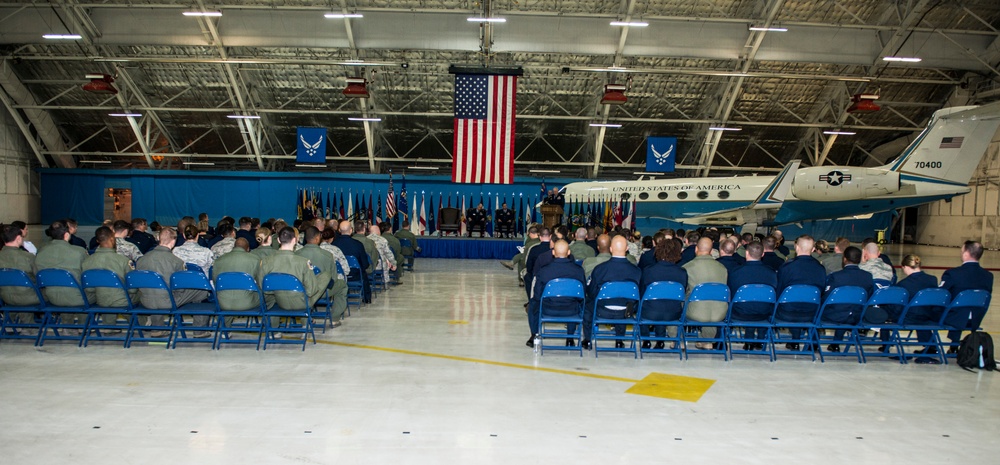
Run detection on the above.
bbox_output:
[533,334,540,354]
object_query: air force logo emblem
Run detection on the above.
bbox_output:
[819,170,852,186]
[645,136,676,172]
[299,135,323,157]
[296,127,328,163]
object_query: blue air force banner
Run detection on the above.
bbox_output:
[296,127,327,164]
[646,136,676,172]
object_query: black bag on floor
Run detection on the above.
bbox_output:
[957,331,998,372]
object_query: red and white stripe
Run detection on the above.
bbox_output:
[452,75,517,184]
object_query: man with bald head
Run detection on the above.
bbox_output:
[682,237,729,347]
[582,235,642,349]
[582,234,612,279]
[569,227,595,261]
[775,234,827,348]
[859,242,894,283]
[527,239,585,348]
[715,238,744,273]
[332,220,372,303]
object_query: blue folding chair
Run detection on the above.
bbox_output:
[398,238,414,271]
[35,269,90,346]
[345,255,364,310]
[856,286,910,362]
[125,270,176,348]
[814,286,868,363]
[185,262,205,275]
[0,268,45,345]
[726,284,777,361]
[214,272,264,350]
[79,269,132,347]
[261,273,316,351]
[771,285,822,361]
[311,266,333,331]
[591,281,640,357]
[940,289,992,358]
[681,283,731,360]
[169,271,217,348]
[537,278,586,356]
[636,281,686,359]
[891,288,952,364]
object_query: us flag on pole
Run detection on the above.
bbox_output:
[452,74,517,184]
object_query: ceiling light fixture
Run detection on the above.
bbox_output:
[42,34,82,40]
[80,160,111,164]
[406,166,439,170]
[109,113,142,117]
[589,123,622,128]
[529,169,561,174]
[610,21,648,27]
[295,164,328,168]
[748,26,787,32]
[324,13,363,19]
[633,172,663,175]
[708,126,742,131]
[348,117,381,122]
[226,115,261,119]
[882,56,922,62]
[182,11,222,17]
[183,161,216,166]
[823,130,856,135]
[467,17,506,23]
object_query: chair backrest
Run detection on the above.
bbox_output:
[731,284,776,305]
[0,268,45,306]
[822,286,869,307]
[777,284,821,306]
[262,272,309,311]
[126,270,176,308]
[867,286,909,308]
[873,278,893,290]
[594,281,640,303]
[438,208,461,226]
[641,281,686,303]
[687,282,730,304]
[185,262,204,274]
[335,261,345,276]
[345,255,361,271]
[948,289,991,309]
[80,269,132,308]
[398,238,412,248]
[540,278,585,300]
[907,288,951,308]
[170,270,214,293]
[36,268,88,306]
[215,272,261,293]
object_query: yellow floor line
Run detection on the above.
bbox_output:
[317,340,640,383]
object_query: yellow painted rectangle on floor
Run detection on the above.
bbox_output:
[625,372,715,403]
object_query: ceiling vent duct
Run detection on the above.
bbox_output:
[600,84,627,105]
[343,77,369,98]
[82,74,118,94]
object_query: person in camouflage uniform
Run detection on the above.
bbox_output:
[319,229,350,280]
[379,221,404,280]
[173,225,215,275]
[211,223,238,259]
[367,224,397,273]
[113,220,143,262]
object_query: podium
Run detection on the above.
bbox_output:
[540,205,564,230]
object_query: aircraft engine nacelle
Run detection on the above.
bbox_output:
[791,167,900,202]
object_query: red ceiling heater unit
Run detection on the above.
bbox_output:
[847,93,880,113]
[601,84,628,105]
[82,74,119,94]
[343,77,369,98]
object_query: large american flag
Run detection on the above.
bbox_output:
[452,74,517,184]
[385,173,396,220]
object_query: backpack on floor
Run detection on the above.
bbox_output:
[957,331,998,372]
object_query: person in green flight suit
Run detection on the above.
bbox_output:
[35,220,93,327]
[352,220,378,275]
[212,237,263,328]
[379,221,404,281]
[82,226,136,333]
[258,226,330,332]
[0,224,40,328]
[394,220,421,269]
[295,226,348,327]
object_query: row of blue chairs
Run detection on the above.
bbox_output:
[0,268,329,350]
[537,279,990,364]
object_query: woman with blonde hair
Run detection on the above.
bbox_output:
[252,226,275,260]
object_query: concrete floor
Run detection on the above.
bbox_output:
[1,244,998,464]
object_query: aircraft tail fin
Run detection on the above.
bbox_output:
[751,159,800,208]
[887,102,1000,186]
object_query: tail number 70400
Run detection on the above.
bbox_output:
[914,161,942,169]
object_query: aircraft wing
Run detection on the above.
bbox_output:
[673,160,801,226]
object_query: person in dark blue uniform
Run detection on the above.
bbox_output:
[639,238,688,349]
[523,228,553,300]
[772,229,790,257]
[728,241,777,349]
[776,235,827,349]
[495,202,515,238]
[821,246,874,351]
[235,216,260,250]
[677,231,698,266]
[761,236,785,271]
[64,218,89,250]
[716,239,745,274]
[893,254,941,361]
[466,203,487,237]
[637,232,665,269]
[332,220,372,303]
[584,236,641,350]
[128,218,157,254]
[940,241,994,348]
[527,240,585,348]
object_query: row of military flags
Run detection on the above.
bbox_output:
[562,193,637,231]
[410,191,542,237]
